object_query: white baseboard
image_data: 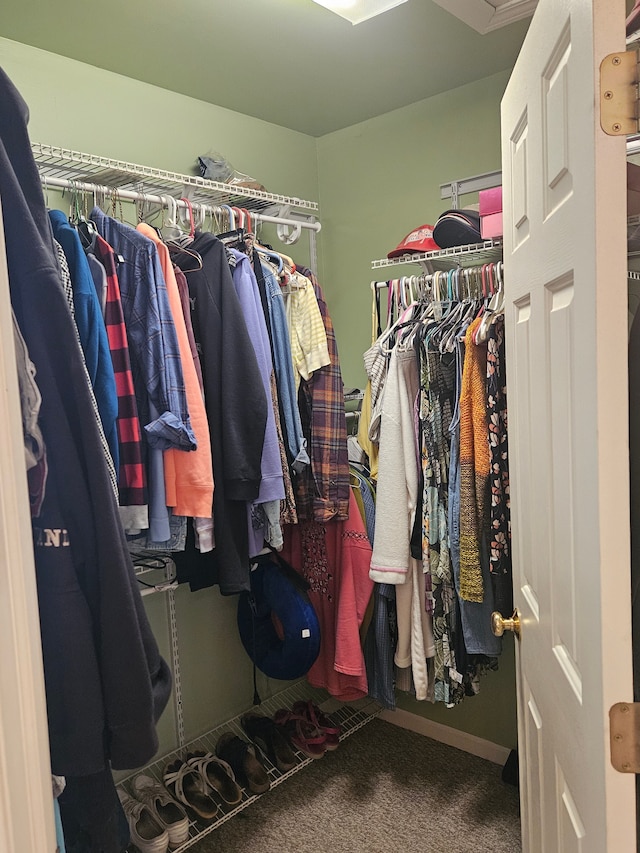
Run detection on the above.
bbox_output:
[379,708,511,766]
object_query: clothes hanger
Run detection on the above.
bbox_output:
[161,195,183,241]
[167,197,195,246]
[255,245,284,273]
[158,195,202,270]
[474,261,505,344]
[217,205,250,249]
[68,182,98,248]
[219,204,235,231]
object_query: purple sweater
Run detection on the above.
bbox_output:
[230,250,285,505]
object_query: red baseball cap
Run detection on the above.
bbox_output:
[387,224,439,259]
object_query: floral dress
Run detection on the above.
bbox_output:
[486,316,512,615]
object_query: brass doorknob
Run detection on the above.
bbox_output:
[491,610,521,639]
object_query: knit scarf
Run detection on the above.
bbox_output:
[458,317,490,602]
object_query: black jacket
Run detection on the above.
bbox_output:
[172,233,268,594]
[0,67,171,775]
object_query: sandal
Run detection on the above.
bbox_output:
[241,712,297,772]
[292,699,341,751]
[186,750,242,806]
[273,708,327,759]
[216,732,270,795]
[163,759,219,820]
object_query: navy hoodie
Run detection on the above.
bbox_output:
[172,233,268,594]
[0,67,171,776]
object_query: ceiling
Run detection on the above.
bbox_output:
[0,0,530,137]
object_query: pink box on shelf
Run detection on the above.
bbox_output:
[479,186,503,217]
[481,211,503,239]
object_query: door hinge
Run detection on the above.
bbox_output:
[609,703,640,772]
[599,50,640,136]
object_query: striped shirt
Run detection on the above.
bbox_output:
[93,235,147,507]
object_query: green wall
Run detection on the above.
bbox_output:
[0,38,318,197]
[0,37,517,755]
[316,70,510,389]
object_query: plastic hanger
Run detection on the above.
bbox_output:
[474,261,505,344]
[69,185,98,248]
[255,244,284,273]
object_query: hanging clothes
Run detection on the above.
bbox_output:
[449,339,501,658]
[49,209,119,478]
[281,489,374,702]
[91,234,148,530]
[359,262,509,706]
[171,232,268,594]
[370,344,420,583]
[282,265,330,391]
[90,208,196,452]
[91,207,196,544]
[229,247,285,555]
[137,223,214,521]
[261,260,309,472]
[486,316,513,616]
[174,264,205,396]
[459,317,490,602]
[13,306,48,515]
[294,267,350,523]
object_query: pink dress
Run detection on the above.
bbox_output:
[282,491,374,701]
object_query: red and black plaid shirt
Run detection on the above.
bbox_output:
[93,235,147,505]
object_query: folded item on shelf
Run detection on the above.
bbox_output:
[197,152,267,192]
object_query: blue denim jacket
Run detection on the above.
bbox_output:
[91,207,196,451]
[49,210,119,474]
[261,262,309,471]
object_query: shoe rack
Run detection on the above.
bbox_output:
[117,681,380,852]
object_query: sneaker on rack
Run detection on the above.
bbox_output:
[117,788,170,853]
[132,774,190,848]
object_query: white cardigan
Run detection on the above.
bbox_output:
[370,346,419,584]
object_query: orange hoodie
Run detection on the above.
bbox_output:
[137,224,214,518]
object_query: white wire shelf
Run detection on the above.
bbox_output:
[131,553,178,597]
[371,239,503,272]
[118,681,380,852]
[31,143,319,215]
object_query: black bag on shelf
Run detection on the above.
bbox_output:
[433,209,482,249]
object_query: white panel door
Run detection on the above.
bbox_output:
[502,0,636,850]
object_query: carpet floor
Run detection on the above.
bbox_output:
[187,718,521,853]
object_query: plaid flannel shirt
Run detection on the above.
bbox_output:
[294,268,350,522]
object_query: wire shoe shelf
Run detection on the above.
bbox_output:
[118,681,381,852]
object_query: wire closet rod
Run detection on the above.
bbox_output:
[40,174,322,233]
